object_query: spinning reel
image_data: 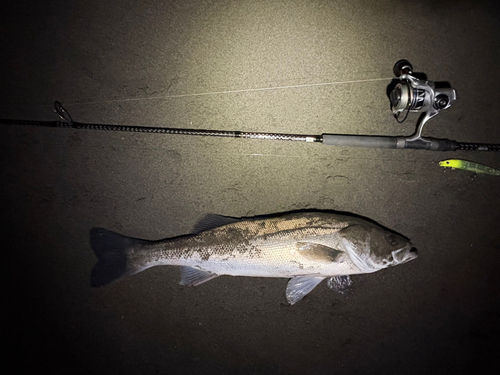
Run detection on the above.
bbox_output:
[389,60,457,143]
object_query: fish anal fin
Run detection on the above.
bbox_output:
[179,266,219,286]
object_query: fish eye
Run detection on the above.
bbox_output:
[386,234,398,246]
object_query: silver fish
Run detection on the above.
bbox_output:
[90,211,417,304]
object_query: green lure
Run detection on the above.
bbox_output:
[439,159,500,176]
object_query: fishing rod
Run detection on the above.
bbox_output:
[2,60,499,152]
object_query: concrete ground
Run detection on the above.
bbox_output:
[2,1,499,373]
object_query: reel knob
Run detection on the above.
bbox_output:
[393,60,413,77]
[434,94,450,110]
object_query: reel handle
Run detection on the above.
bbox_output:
[393,60,413,77]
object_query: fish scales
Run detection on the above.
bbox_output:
[131,214,351,277]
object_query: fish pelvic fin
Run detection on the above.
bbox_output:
[90,228,151,287]
[286,276,325,305]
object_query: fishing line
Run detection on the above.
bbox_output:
[60,77,394,106]
[2,61,500,152]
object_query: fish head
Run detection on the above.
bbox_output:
[340,224,417,273]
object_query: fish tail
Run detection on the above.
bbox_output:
[90,227,150,287]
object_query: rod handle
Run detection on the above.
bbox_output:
[322,134,400,149]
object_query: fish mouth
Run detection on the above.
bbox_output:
[392,244,418,264]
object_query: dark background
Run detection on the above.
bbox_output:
[1,1,499,373]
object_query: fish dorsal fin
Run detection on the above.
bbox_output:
[286,276,325,305]
[179,267,219,286]
[296,242,343,263]
[192,214,241,233]
[327,275,353,294]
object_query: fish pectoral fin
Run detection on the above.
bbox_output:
[296,242,343,263]
[327,276,352,294]
[286,276,325,305]
[179,267,219,286]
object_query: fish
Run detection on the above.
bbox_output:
[439,159,500,176]
[90,211,418,304]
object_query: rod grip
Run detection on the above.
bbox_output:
[322,134,400,149]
